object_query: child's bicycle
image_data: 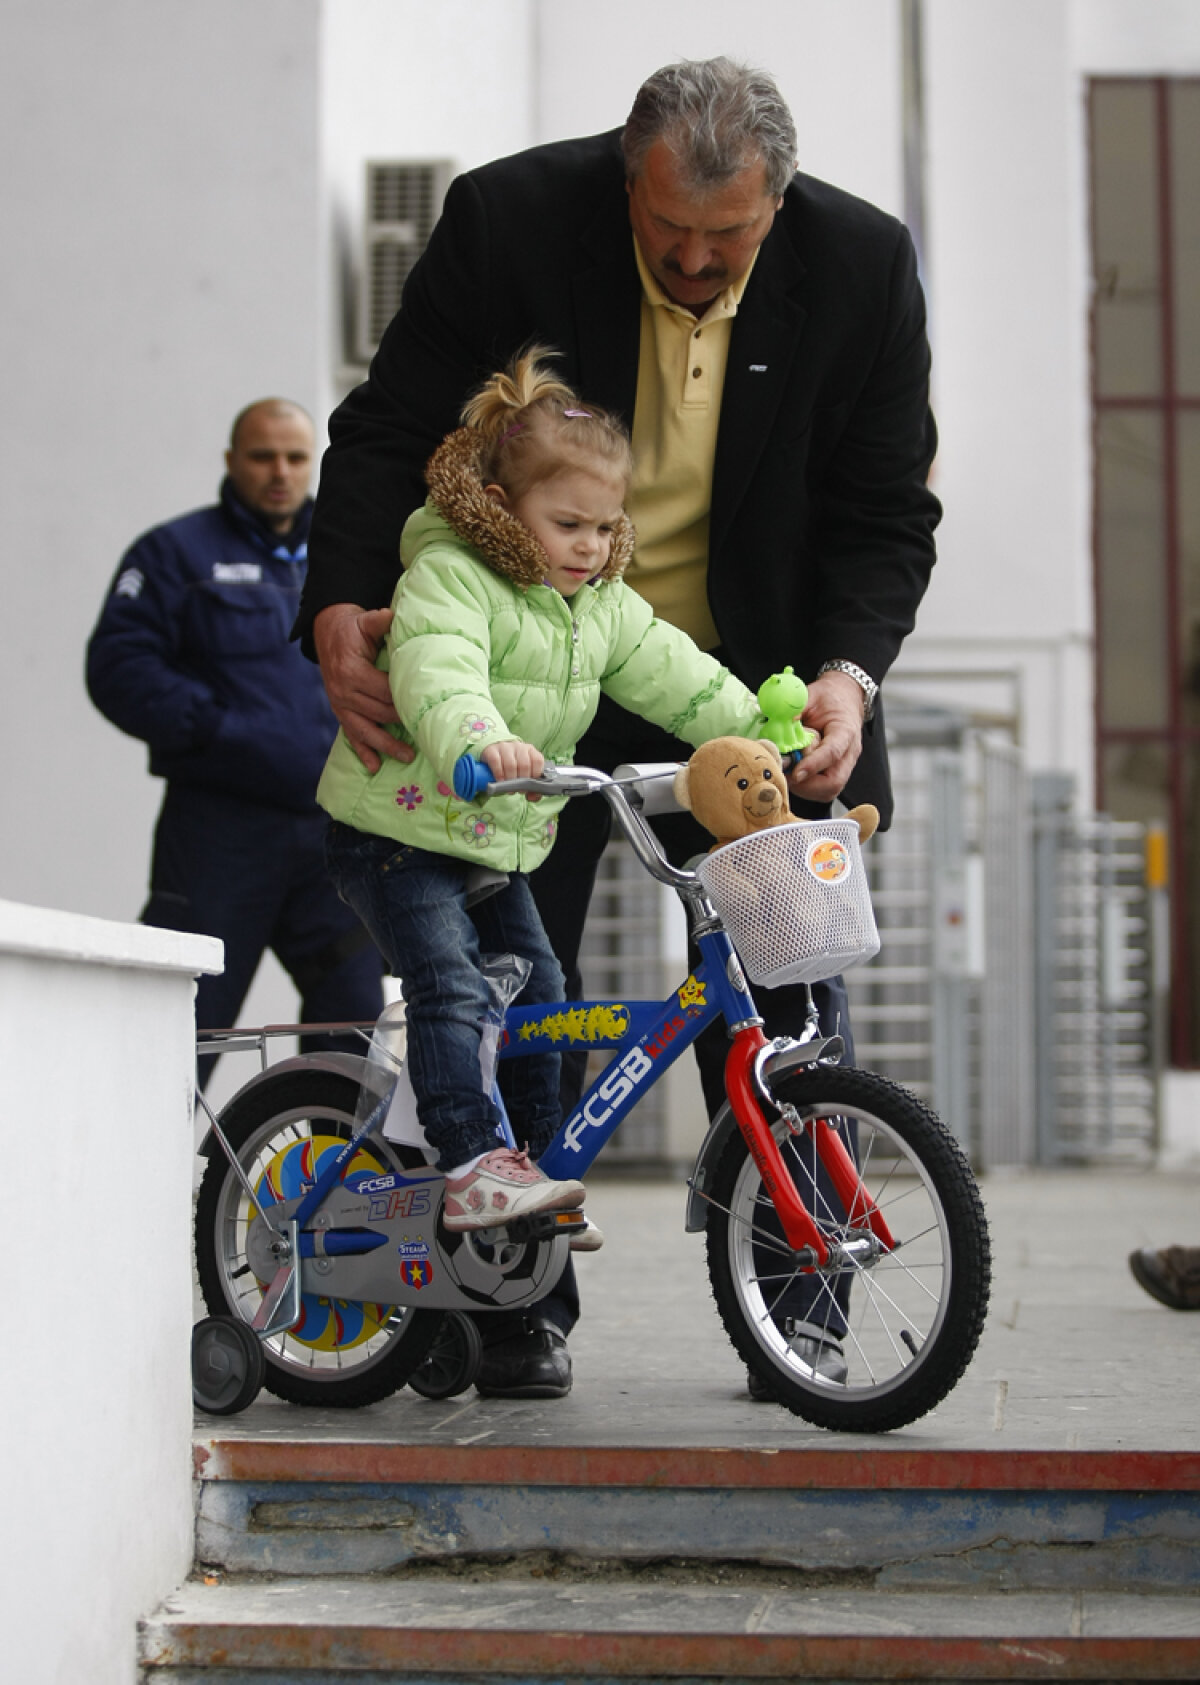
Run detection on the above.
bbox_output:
[191,759,991,1434]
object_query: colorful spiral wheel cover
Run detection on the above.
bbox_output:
[248,1132,397,1351]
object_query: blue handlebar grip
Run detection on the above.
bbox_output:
[453,754,493,800]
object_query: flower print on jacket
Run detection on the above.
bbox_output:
[394,785,424,811]
[463,812,496,849]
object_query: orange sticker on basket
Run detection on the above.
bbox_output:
[805,836,851,884]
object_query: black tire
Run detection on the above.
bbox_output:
[192,1315,266,1415]
[195,1069,444,1408]
[407,1311,484,1399]
[706,1065,991,1433]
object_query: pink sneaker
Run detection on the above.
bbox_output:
[442,1147,585,1232]
[569,1217,605,1253]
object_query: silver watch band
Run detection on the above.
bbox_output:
[816,659,878,722]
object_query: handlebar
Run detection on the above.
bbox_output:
[452,745,803,805]
[452,754,613,803]
[450,754,703,896]
[452,755,497,800]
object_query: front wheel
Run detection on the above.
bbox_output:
[195,1069,444,1408]
[705,1065,991,1433]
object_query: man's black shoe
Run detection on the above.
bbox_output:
[746,1366,776,1402]
[1128,1246,1200,1310]
[475,1315,572,1399]
[747,1331,848,1399]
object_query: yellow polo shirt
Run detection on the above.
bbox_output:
[626,237,758,650]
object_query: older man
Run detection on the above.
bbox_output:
[296,58,941,1398]
[87,400,382,1083]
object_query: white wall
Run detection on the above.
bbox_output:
[318,0,537,415]
[2,0,321,922]
[922,0,1086,643]
[535,0,903,214]
[1073,0,1200,72]
[0,0,321,1057]
[885,0,1092,792]
[0,903,220,1683]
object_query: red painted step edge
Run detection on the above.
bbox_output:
[193,1440,1200,1492]
[145,1621,1200,1679]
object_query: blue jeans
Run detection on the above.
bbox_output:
[325,822,565,1172]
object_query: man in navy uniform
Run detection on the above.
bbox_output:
[88,399,382,1083]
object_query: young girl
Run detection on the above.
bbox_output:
[319,349,771,1231]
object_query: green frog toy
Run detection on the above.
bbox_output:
[757,666,821,757]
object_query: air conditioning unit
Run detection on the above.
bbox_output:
[356,159,454,364]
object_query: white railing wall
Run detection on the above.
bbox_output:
[0,900,221,1685]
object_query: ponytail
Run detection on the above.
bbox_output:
[460,346,633,501]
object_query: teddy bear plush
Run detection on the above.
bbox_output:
[674,735,879,849]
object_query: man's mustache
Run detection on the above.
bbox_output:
[662,256,727,283]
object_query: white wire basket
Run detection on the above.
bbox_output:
[696,817,880,987]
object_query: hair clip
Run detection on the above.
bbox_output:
[500,421,526,441]
[563,409,593,419]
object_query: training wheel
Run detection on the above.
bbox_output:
[192,1315,267,1415]
[407,1311,484,1399]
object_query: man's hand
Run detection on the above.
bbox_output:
[785,669,867,802]
[313,603,413,774]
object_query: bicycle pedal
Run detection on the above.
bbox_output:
[499,1209,589,1244]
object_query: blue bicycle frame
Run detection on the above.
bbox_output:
[518,926,757,1180]
[270,926,747,1250]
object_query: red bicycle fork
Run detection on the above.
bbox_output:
[724,1026,897,1264]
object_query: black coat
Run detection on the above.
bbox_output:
[302,130,940,821]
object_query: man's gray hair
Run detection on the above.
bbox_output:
[622,57,797,199]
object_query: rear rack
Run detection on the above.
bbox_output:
[196,1021,378,1071]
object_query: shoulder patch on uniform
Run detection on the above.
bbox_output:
[212,561,262,582]
[114,567,144,599]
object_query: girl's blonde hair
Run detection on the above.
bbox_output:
[460,346,633,503]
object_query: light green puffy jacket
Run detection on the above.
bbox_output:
[317,429,766,873]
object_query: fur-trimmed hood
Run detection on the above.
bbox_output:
[421,425,634,590]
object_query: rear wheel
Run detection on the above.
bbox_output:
[195,1069,443,1407]
[705,1065,990,1432]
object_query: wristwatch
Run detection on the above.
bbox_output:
[817,659,878,723]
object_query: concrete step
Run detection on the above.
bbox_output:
[157,1172,1200,1677]
[191,1438,1200,1594]
[139,1571,1200,1681]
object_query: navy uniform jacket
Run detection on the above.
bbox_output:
[88,480,338,814]
[299,130,941,824]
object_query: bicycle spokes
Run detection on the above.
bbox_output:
[706,1064,990,1431]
